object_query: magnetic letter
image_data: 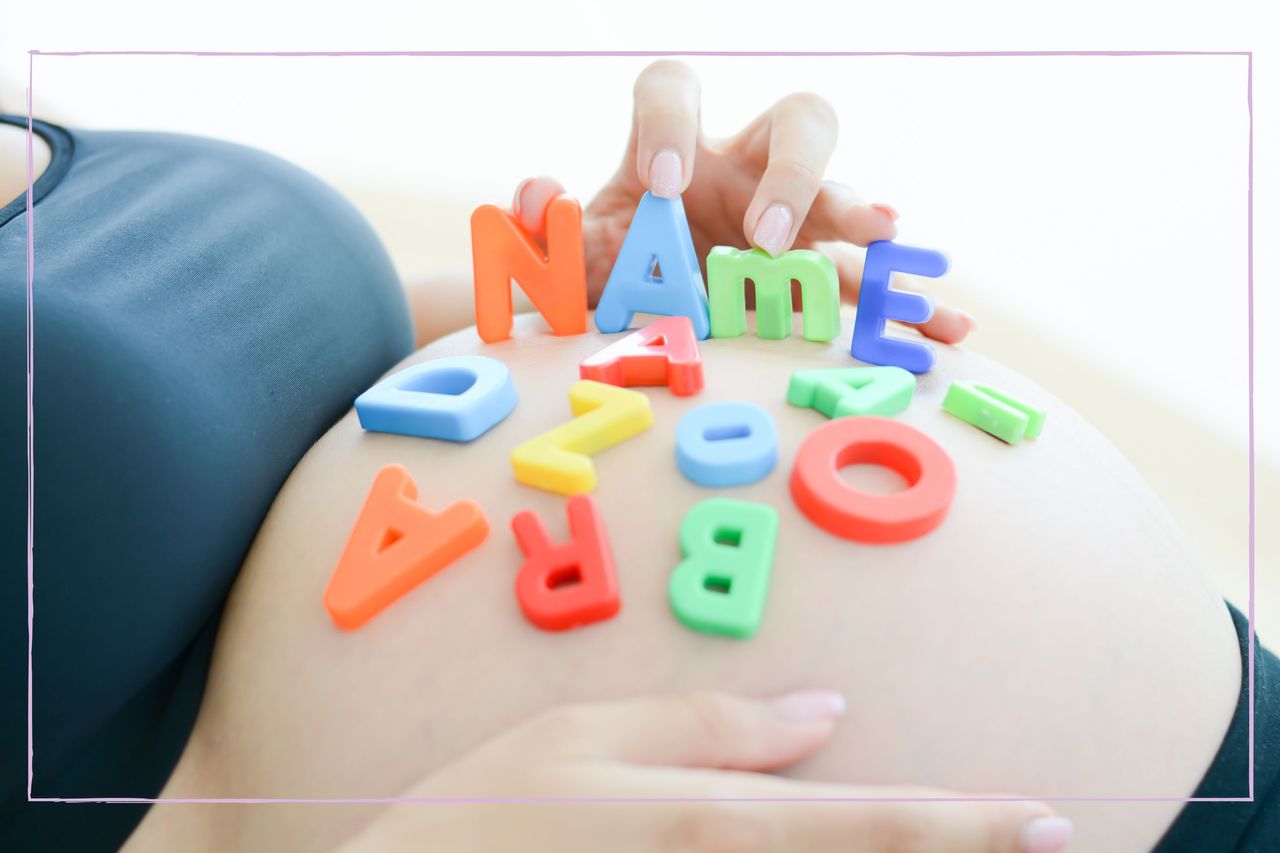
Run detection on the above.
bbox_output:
[707,247,840,342]
[594,192,710,339]
[471,195,588,343]
[850,240,950,373]
[786,366,915,419]
[512,495,620,631]
[669,498,779,639]
[511,380,653,496]
[790,417,956,544]
[579,315,703,396]
[324,464,489,630]
[942,381,1045,444]
[675,402,777,487]
[355,355,517,442]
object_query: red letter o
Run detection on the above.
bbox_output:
[790,416,956,544]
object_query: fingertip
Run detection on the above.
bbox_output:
[844,203,899,246]
[919,306,974,345]
[870,202,899,222]
[632,61,700,197]
[512,175,567,235]
[749,203,796,257]
[511,177,534,219]
[647,148,684,198]
[1019,815,1074,853]
[767,689,847,723]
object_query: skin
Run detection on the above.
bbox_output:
[0,121,51,205]
[126,312,1240,852]
[19,64,1051,850]
[334,690,1064,853]
[76,60,1234,850]
[404,60,972,351]
[570,61,972,343]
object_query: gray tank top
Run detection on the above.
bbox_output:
[1,114,413,848]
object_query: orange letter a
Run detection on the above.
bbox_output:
[471,195,588,343]
[324,464,489,630]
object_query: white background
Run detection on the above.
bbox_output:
[1,1,1274,626]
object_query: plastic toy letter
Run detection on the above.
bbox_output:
[354,356,517,442]
[579,315,703,396]
[512,495,620,631]
[707,247,840,342]
[324,464,489,630]
[669,498,779,639]
[851,240,950,374]
[675,402,777,487]
[594,192,710,339]
[471,195,588,343]
[786,366,915,419]
[942,381,1046,444]
[790,417,955,544]
[511,380,653,496]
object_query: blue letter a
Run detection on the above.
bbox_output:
[594,192,710,339]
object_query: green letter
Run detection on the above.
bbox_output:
[707,247,840,342]
[942,381,1046,444]
[787,366,916,418]
[669,498,779,639]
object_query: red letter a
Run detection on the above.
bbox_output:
[579,315,703,396]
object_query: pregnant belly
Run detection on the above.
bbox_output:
[183,313,1240,852]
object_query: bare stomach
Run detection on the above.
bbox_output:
[158,313,1240,852]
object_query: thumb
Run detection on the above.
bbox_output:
[514,689,846,771]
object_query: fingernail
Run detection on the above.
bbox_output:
[648,148,683,198]
[512,177,534,218]
[752,203,794,257]
[959,311,977,333]
[769,690,846,722]
[1019,816,1073,853]
[870,202,899,222]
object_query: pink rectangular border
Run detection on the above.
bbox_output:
[23,49,1255,805]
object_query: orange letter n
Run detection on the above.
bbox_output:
[471,195,588,343]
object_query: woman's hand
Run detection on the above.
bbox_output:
[512,60,975,345]
[338,690,1071,853]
